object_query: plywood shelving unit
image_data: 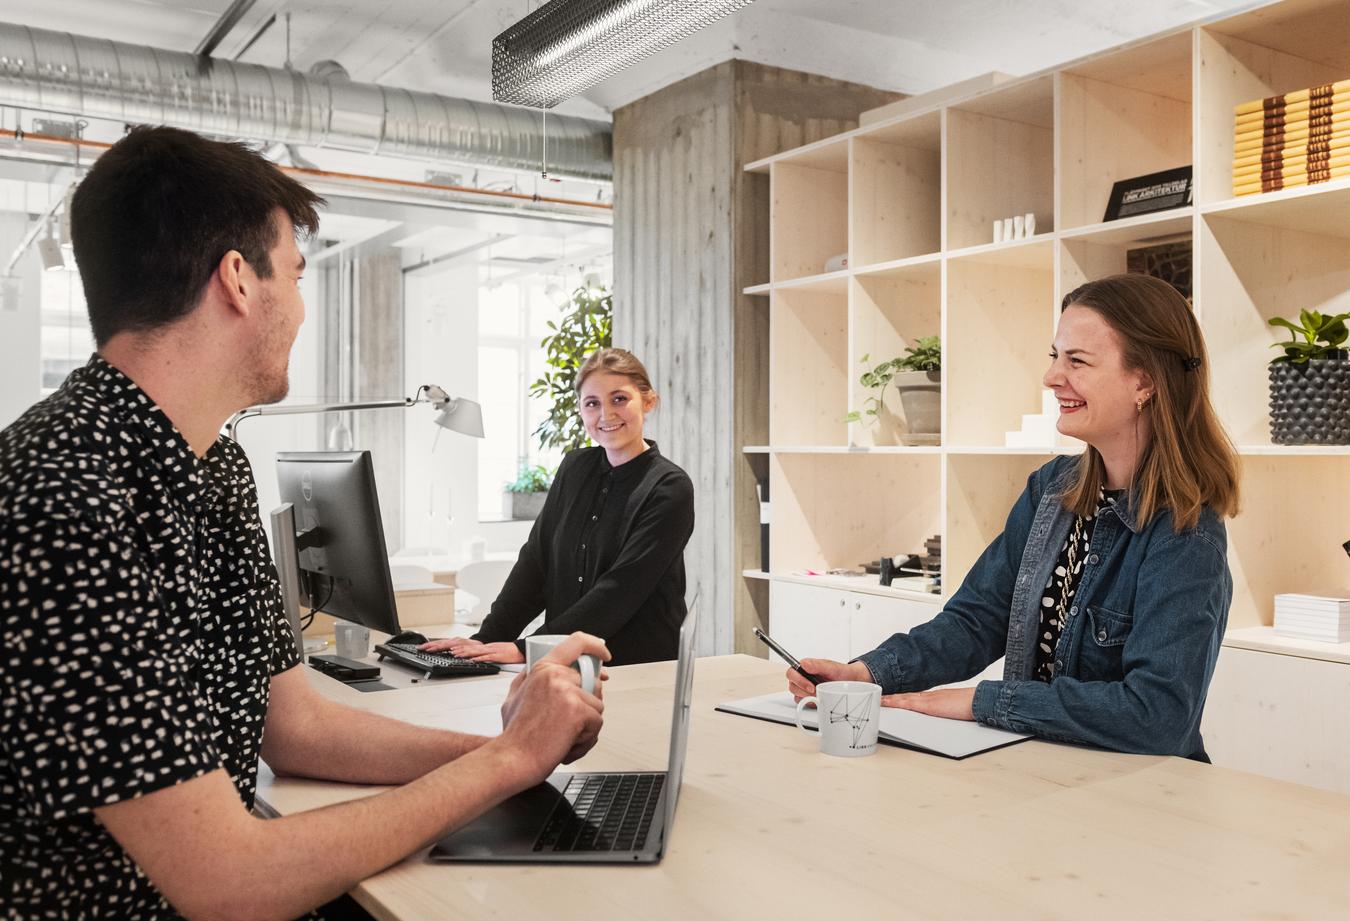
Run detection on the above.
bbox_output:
[741,0,1350,650]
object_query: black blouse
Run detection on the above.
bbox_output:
[1034,488,1122,682]
[473,441,695,666]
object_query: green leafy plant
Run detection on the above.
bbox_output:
[1269,309,1350,364]
[530,284,613,453]
[844,336,941,424]
[505,463,553,494]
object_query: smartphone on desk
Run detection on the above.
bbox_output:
[753,627,826,686]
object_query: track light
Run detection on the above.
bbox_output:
[492,0,755,109]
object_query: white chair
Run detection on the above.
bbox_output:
[453,559,514,626]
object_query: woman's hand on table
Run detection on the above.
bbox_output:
[881,687,976,721]
[420,637,526,664]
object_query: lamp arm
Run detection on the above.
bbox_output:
[225,396,424,441]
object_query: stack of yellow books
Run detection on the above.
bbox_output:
[1233,79,1350,196]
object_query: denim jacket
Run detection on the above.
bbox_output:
[856,455,1231,761]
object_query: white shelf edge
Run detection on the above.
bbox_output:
[743,283,772,296]
[772,269,851,291]
[741,445,772,454]
[946,445,1084,455]
[762,445,943,455]
[1057,207,1194,241]
[1223,626,1350,667]
[1236,445,1350,456]
[851,252,943,276]
[742,569,771,581]
[944,233,1055,262]
[767,571,943,604]
[1201,176,1350,219]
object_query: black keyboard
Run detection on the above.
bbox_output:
[533,773,665,853]
[373,642,501,678]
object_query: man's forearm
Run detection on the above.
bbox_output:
[262,690,493,784]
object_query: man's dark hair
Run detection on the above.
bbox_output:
[71,126,324,346]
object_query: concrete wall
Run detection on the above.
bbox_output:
[612,61,900,656]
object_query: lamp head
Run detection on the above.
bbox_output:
[434,397,485,438]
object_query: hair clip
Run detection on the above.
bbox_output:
[1183,356,1202,371]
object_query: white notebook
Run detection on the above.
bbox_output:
[716,691,1031,760]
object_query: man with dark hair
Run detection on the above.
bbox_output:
[0,126,609,919]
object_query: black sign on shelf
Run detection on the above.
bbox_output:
[1103,165,1193,222]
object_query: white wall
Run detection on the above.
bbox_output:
[0,211,44,429]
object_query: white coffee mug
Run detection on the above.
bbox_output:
[525,634,600,695]
[334,622,370,659]
[794,681,882,757]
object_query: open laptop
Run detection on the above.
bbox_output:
[429,597,698,865]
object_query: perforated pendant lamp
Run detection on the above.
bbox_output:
[492,0,755,109]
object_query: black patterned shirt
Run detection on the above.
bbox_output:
[0,355,300,918]
[1033,488,1122,682]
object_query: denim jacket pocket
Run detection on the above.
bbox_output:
[1074,604,1134,683]
[1086,604,1133,647]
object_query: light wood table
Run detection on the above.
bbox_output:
[256,655,1350,921]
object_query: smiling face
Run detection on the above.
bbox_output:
[579,371,655,463]
[1044,305,1153,450]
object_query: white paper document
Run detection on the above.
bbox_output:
[716,691,1031,760]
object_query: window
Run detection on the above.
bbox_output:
[476,281,565,519]
[40,266,93,393]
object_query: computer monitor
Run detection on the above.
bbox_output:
[273,451,401,640]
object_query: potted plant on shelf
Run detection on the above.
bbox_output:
[503,463,553,520]
[1268,309,1350,445]
[844,336,942,445]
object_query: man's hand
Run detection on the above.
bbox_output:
[786,658,874,701]
[498,632,611,780]
[420,637,526,664]
[881,687,976,721]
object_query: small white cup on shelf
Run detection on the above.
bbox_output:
[992,220,1003,243]
[1001,217,1015,241]
[1024,212,1037,236]
[1012,215,1026,239]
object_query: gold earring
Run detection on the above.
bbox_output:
[1136,396,1149,413]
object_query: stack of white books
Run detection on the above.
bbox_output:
[1273,593,1350,643]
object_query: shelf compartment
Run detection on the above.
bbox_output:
[945,76,1055,250]
[1060,227,1193,308]
[769,287,848,446]
[768,453,941,574]
[850,112,942,265]
[945,453,1054,597]
[1226,455,1350,631]
[1197,12,1350,206]
[945,242,1055,447]
[847,265,941,447]
[1059,31,1193,230]
[771,148,849,283]
[1198,211,1350,445]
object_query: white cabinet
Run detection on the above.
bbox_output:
[769,579,938,664]
[769,578,1005,687]
[768,580,852,663]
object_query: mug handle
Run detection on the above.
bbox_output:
[577,654,599,695]
[794,696,819,733]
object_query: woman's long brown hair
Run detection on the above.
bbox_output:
[1059,274,1240,530]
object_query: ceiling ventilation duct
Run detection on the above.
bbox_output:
[492,0,754,109]
[0,21,613,181]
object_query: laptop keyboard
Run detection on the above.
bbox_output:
[533,773,665,853]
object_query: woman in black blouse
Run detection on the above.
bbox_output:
[422,348,695,666]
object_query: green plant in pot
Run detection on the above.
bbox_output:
[844,336,941,445]
[503,463,553,520]
[1267,309,1350,445]
[530,283,613,454]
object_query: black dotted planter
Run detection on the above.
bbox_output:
[1268,358,1350,444]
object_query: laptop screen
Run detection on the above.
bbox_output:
[663,594,698,837]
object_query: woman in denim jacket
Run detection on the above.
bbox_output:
[789,274,1241,761]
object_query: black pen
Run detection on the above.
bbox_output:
[752,627,828,687]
